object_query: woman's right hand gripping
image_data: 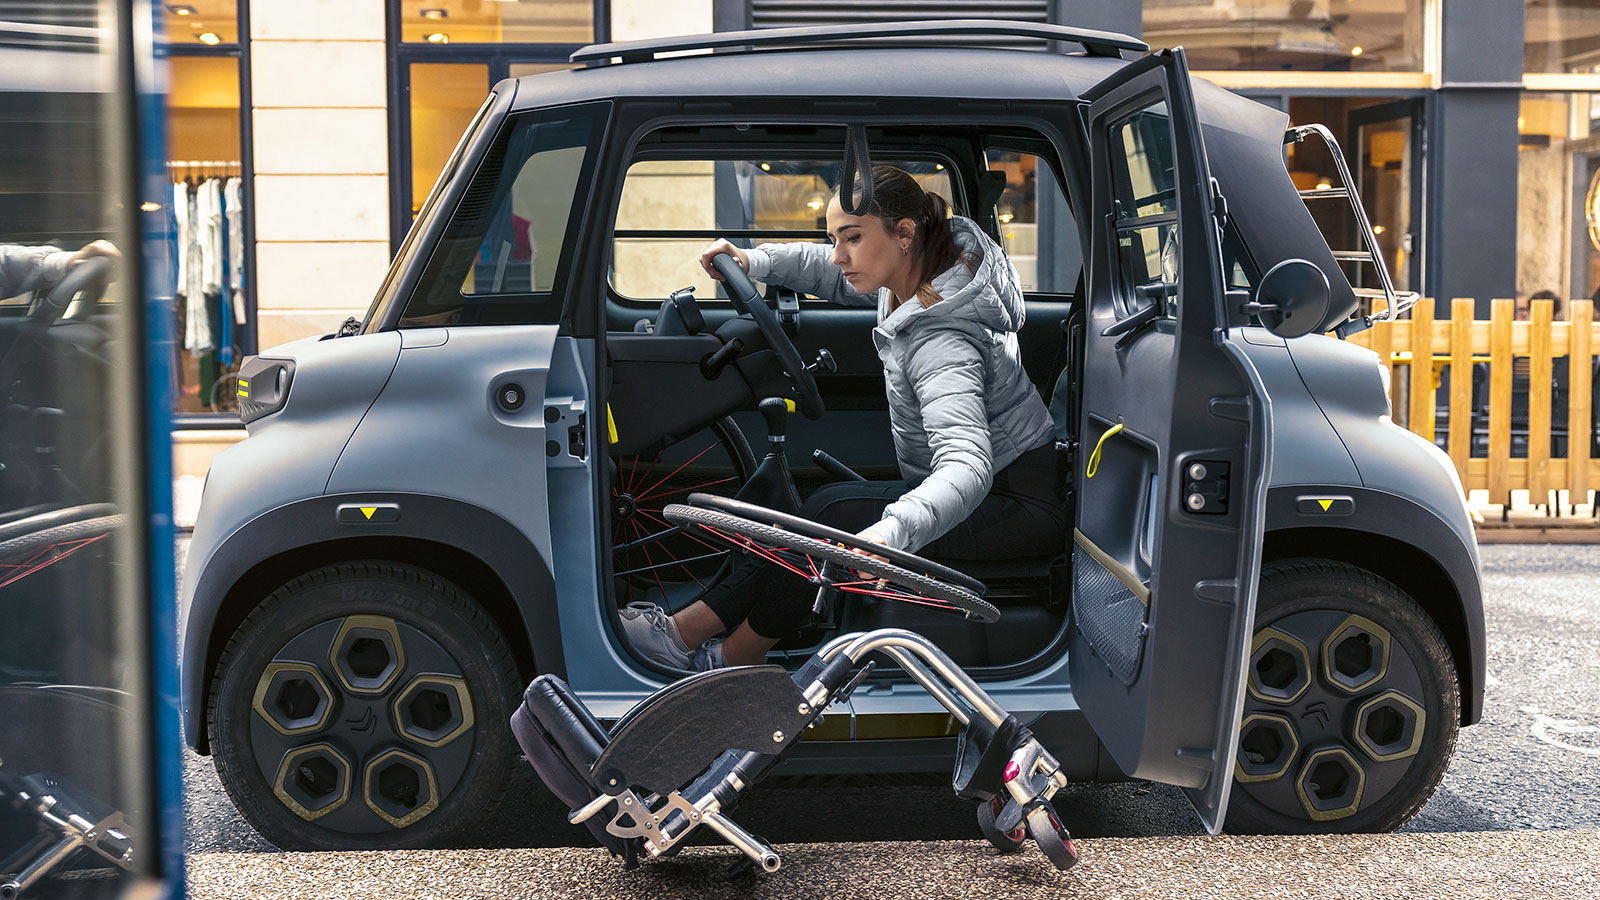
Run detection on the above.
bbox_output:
[698,240,750,282]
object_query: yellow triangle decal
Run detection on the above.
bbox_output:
[361,507,377,520]
[1318,499,1333,511]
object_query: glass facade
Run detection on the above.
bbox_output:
[1143,0,1427,72]
[1517,90,1599,309]
[159,0,239,45]
[1525,0,1600,74]
[0,1,169,896]
[399,0,593,44]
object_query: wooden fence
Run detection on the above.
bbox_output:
[1344,297,1597,504]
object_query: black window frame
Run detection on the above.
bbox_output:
[399,101,612,328]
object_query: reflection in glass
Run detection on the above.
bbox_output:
[1525,1,1600,75]
[409,63,490,219]
[0,2,150,897]
[1144,0,1424,72]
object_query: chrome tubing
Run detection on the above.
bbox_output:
[818,628,1012,730]
[702,809,781,872]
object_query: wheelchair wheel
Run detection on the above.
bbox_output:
[611,417,755,601]
[1024,800,1079,871]
[664,496,997,622]
[977,796,1026,852]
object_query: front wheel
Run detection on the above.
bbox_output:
[207,562,520,850]
[1226,559,1459,834]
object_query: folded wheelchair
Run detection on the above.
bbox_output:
[513,494,1079,875]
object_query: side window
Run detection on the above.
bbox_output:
[401,104,606,327]
[611,158,952,301]
[984,148,1081,294]
[1107,101,1179,318]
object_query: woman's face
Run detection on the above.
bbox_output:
[826,195,910,295]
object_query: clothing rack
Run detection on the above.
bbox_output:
[166,159,241,178]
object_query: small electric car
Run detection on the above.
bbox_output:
[179,21,1485,851]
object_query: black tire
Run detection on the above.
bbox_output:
[977,796,1026,852]
[662,503,999,622]
[207,561,521,850]
[1225,558,1459,835]
[1023,800,1079,870]
[0,514,124,566]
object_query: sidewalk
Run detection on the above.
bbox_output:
[186,830,1599,900]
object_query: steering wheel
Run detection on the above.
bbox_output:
[663,493,997,623]
[710,253,825,420]
[32,256,114,325]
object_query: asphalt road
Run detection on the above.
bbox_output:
[181,543,1600,855]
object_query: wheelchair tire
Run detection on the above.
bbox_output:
[663,503,998,622]
[1024,800,1079,871]
[207,561,520,850]
[977,796,1026,852]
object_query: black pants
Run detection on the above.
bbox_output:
[700,444,1068,637]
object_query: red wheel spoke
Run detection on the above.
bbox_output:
[633,509,727,553]
[633,442,721,504]
[698,525,810,579]
[0,535,109,590]
[636,475,735,504]
[632,520,670,600]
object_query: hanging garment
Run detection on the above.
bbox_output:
[173,180,189,302]
[199,177,225,296]
[183,182,214,356]
[224,176,246,326]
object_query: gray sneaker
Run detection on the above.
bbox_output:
[618,602,692,668]
[690,637,728,671]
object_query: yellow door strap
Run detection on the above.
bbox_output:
[1086,422,1124,478]
[606,404,620,444]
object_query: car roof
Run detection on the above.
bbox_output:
[505,46,1128,111]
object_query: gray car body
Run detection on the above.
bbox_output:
[178,44,1483,776]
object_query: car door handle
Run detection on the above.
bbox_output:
[1101,303,1160,339]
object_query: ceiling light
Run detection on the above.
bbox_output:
[420,8,447,19]
[806,197,824,212]
[425,31,449,43]
[935,164,944,171]
[170,4,195,15]
[998,212,1014,224]
[759,162,771,171]
[1315,180,1333,191]
[1372,225,1385,235]
[1351,46,1363,56]
[198,31,220,44]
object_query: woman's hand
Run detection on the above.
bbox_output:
[699,240,749,282]
[851,528,891,563]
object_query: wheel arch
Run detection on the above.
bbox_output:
[1261,523,1478,727]
[186,494,561,755]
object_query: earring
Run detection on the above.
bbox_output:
[902,244,909,256]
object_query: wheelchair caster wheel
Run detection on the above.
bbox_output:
[977,796,1026,852]
[1024,801,1079,871]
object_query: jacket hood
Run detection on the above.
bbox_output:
[875,216,1025,340]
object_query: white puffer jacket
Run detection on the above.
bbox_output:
[744,216,1055,552]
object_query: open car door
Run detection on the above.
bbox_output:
[1070,49,1273,833]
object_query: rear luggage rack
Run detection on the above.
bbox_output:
[1286,124,1419,338]
[571,20,1148,66]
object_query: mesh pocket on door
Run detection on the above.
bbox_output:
[1071,543,1149,685]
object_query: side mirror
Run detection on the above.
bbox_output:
[1244,258,1331,339]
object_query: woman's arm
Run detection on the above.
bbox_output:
[700,239,877,308]
[868,330,994,552]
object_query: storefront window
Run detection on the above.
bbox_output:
[400,0,593,44]
[409,63,491,218]
[1145,0,1426,72]
[1517,91,1598,307]
[168,53,246,414]
[1525,1,1600,74]
[158,0,239,45]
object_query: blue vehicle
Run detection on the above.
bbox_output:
[179,21,1484,850]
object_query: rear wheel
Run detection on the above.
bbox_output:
[1226,559,1459,834]
[207,562,520,850]
[610,416,754,601]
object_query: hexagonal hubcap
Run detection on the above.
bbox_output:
[1234,607,1428,824]
[248,612,474,832]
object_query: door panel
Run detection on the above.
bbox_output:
[1072,50,1273,833]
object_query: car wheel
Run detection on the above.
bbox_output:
[1225,558,1459,834]
[207,561,520,850]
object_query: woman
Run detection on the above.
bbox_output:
[622,165,1066,670]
